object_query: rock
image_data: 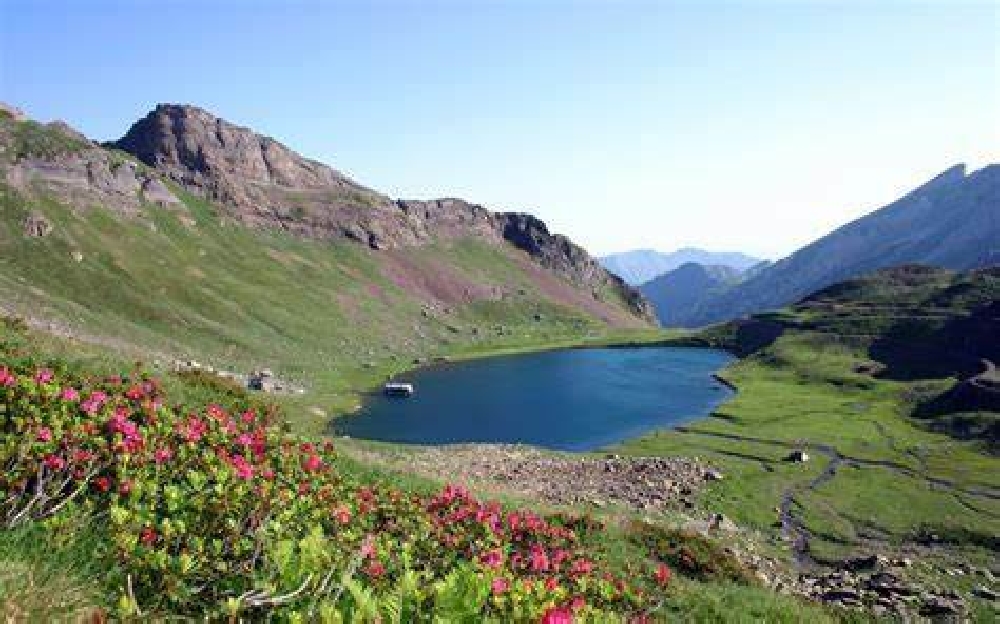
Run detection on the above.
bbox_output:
[821,588,861,603]
[785,449,810,462]
[971,586,997,601]
[919,596,964,617]
[140,177,180,205]
[23,211,53,237]
[840,554,884,572]
[0,102,28,121]
[71,250,84,262]
[704,469,724,481]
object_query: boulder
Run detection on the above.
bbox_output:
[23,211,53,237]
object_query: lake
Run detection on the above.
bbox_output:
[334,347,735,451]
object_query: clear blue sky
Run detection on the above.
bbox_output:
[1,0,996,258]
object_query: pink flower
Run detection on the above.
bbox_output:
[154,447,173,464]
[36,427,52,442]
[236,433,254,446]
[0,367,15,386]
[365,561,386,578]
[530,545,550,572]
[479,549,503,570]
[302,454,323,472]
[34,369,54,384]
[544,577,559,592]
[571,558,594,575]
[230,455,254,480]
[569,596,586,612]
[60,387,79,402]
[492,577,510,595]
[333,506,351,524]
[42,455,65,470]
[241,409,256,424]
[139,526,157,546]
[540,607,573,624]
[360,535,376,559]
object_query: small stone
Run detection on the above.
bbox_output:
[71,250,84,262]
[23,211,53,237]
[704,469,724,481]
[971,586,997,601]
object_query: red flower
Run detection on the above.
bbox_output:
[0,366,15,386]
[540,606,573,624]
[544,577,559,592]
[140,526,157,546]
[94,476,111,492]
[42,455,65,470]
[654,563,671,586]
[119,479,133,496]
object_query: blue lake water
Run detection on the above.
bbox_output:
[334,347,735,451]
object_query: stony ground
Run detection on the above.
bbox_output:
[341,443,719,512]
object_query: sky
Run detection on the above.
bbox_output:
[1,0,996,259]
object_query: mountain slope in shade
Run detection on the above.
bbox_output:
[599,248,760,285]
[639,263,742,327]
[681,164,1000,326]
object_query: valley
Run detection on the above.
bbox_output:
[0,103,996,622]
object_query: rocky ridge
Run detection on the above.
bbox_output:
[108,104,655,322]
[0,103,653,324]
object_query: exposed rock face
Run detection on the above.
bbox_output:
[110,104,655,323]
[0,102,27,122]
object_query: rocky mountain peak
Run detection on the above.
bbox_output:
[114,103,363,191]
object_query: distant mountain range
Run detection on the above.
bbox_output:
[599,248,761,285]
[638,263,742,327]
[645,164,999,327]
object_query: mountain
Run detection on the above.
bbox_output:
[676,164,999,327]
[0,103,654,415]
[599,248,760,285]
[639,263,742,327]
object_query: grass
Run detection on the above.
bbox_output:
[0,522,106,621]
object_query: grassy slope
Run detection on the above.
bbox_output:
[613,273,1000,590]
[0,176,660,433]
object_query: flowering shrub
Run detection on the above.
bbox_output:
[0,360,674,620]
